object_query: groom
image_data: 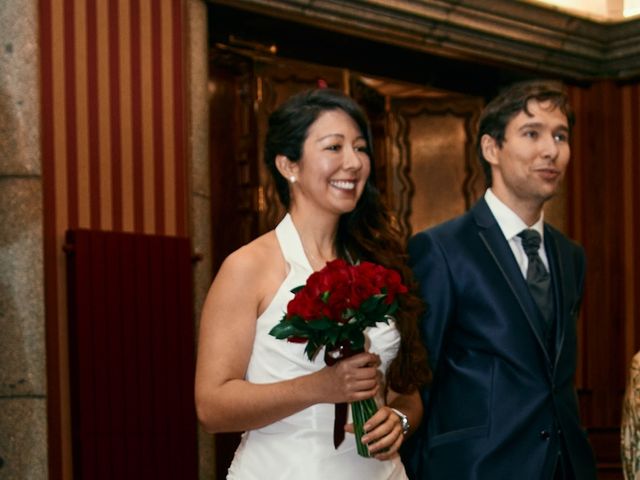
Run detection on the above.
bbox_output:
[404,80,597,479]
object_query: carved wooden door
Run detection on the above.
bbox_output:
[208,49,346,477]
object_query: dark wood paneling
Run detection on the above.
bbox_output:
[569,80,640,478]
[210,54,260,273]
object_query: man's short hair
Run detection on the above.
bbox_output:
[476,79,574,187]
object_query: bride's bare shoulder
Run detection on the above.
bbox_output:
[216,230,283,285]
[210,232,285,315]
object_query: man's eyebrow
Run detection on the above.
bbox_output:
[517,121,568,131]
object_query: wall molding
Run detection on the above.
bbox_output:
[209,0,640,80]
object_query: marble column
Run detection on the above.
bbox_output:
[0,0,48,479]
[186,1,215,479]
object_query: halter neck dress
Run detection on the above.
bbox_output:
[227,213,408,479]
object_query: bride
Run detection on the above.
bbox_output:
[195,88,430,479]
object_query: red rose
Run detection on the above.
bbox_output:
[381,268,407,304]
[348,270,379,308]
[287,289,326,319]
[271,258,408,359]
[357,262,385,289]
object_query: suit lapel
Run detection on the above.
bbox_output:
[472,200,552,367]
[545,227,568,369]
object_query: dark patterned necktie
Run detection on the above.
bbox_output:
[518,229,554,343]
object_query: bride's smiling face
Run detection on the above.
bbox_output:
[289,109,371,216]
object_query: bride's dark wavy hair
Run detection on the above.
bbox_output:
[265,88,431,393]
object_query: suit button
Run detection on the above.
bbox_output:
[540,430,550,440]
[557,429,563,436]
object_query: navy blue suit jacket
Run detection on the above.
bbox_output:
[403,198,596,479]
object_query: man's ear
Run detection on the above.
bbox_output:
[481,134,500,166]
[275,154,299,180]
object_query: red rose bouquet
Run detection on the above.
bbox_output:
[269,258,408,457]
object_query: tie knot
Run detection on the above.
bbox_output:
[518,229,542,257]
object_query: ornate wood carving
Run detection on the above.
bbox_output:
[389,96,484,240]
[209,0,640,80]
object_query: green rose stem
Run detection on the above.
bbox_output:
[322,340,381,456]
[351,397,378,457]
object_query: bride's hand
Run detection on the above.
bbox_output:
[354,405,404,460]
[319,352,381,404]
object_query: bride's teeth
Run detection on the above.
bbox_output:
[331,180,355,190]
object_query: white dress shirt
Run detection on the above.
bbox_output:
[484,189,549,279]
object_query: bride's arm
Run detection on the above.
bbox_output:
[194,243,381,434]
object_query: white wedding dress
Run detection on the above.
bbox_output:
[227,214,408,479]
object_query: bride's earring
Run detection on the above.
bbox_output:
[289,176,296,184]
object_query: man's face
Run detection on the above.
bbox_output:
[484,99,570,210]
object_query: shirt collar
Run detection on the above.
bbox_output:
[484,188,545,242]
